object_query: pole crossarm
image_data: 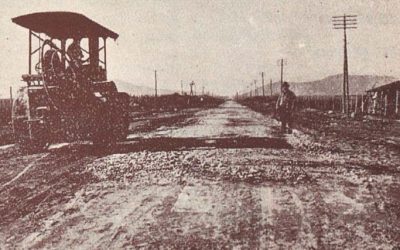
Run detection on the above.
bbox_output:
[333,22,358,25]
[333,22,357,26]
[334,25,358,27]
[332,15,357,18]
[333,20,357,24]
[332,14,358,30]
[334,27,357,29]
[332,18,357,21]
[276,59,287,66]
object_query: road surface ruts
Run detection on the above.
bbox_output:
[0,100,399,249]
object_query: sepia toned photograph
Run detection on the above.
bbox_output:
[0,0,399,249]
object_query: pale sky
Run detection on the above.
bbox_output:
[1,0,400,97]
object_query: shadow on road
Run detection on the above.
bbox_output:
[49,136,292,156]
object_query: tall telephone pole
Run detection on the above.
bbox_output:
[277,59,287,92]
[261,72,265,97]
[332,14,357,114]
[154,70,158,97]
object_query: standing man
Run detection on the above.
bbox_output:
[276,81,296,133]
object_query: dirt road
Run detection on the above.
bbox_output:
[1,101,399,249]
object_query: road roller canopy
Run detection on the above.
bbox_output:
[12,12,117,75]
[12,11,118,40]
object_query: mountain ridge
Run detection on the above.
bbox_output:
[114,79,177,96]
[114,74,398,97]
[255,74,397,96]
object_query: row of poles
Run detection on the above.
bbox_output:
[239,14,358,117]
[239,58,287,99]
[154,70,208,98]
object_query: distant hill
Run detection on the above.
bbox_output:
[256,74,398,96]
[114,79,176,96]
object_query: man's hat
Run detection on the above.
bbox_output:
[282,81,290,87]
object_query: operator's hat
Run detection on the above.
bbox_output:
[282,81,290,87]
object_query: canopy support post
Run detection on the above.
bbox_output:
[104,37,107,73]
[29,30,32,74]
[89,37,99,68]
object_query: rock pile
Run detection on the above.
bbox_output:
[86,149,313,185]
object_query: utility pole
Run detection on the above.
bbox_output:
[249,83,252,97]
[277,59,287,92]
[9,86,13,121]
[154,70,158,97]
[190,81,195,96]
[9,86,12,103]
[202,86,205,95]
[332,14,358,114]
[181,80,183,95]
[261,72,265,97]
[270,79,273,96]
[254,80,257,96]
[280,59,283,87]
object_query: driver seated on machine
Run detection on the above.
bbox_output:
[66,36,91,93]
[67,36,84,69]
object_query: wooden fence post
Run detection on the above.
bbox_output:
[361,94,364,114]
[384,92,388,116]
[355,95,359,114]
